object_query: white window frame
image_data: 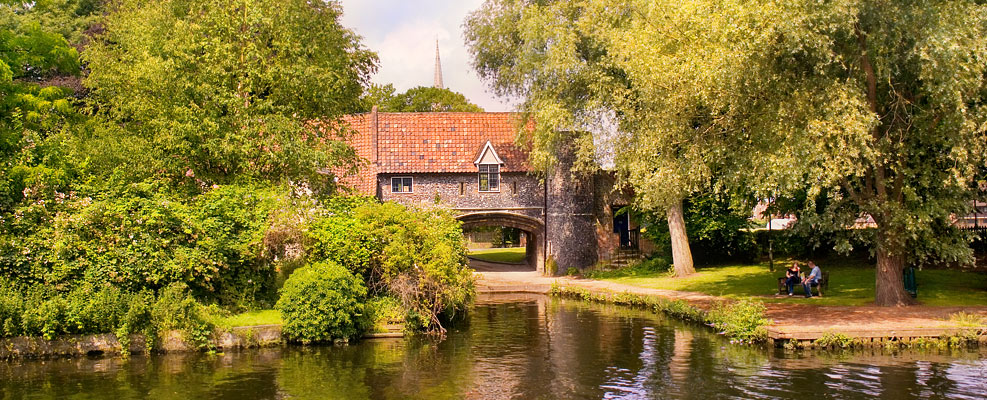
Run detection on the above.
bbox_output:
[390,176,414,193]
[477,164,500,193]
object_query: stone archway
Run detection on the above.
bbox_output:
[457,211,546,273]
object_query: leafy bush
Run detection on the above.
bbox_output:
[0,179,282,309]
[151,283,220,349]
[276,261,370,343]
[0,277,218,353]
[306,201,474,333]
[814,332,861,349]
[707,299,769,344]
[366,296,406,333]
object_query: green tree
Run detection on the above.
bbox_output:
[361,84,484,112]
[465,0,702,276]
[0,0,104,45]
[360,83,397,111]
[0,22,80,212]
[643,190,758,265]
[82,0,377,191]
[610,0,987,306]
[386,86,483,112]
[722,0,987,306]
[467,0,987,305]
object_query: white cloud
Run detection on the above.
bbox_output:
[337,0,515,111]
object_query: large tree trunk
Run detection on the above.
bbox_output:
[874,228,915,306]
[667,199,695,277]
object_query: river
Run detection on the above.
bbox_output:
[1,293,985,399]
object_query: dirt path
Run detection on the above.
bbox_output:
[765,303,987,338]
[475,271,987,340]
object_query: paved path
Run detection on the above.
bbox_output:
[468,258,533,273]
[475,271,987,342]
[475,270,721,303]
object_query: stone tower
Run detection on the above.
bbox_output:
[546,135,599,272]
[433,40,444,89]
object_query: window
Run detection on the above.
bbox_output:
[459,182,466,196]
[391,177,413,193]
[478,164,500,192]
[511,181,517,195]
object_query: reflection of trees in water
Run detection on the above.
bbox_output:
[277,346,375,399]
[3,301,987,399]
[918,361,957,398]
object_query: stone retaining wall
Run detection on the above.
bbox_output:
[1,325,284,359]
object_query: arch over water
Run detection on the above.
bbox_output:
[457,211,545,273]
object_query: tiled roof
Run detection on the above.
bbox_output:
[329,114,376,194]
[342,111,530,174]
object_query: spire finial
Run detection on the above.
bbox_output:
[433,39,444,89]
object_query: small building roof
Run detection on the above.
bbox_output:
[342,111,530,174]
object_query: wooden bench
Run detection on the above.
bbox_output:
[777,271,829,296]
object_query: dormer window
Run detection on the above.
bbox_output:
[479,164,499,192]
[474,141,504,193]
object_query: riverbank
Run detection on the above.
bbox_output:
[475,271,987,348]
[0,323,405,360]
[589,260,987,307]
[7,298,984,399]
[4,270,984,358]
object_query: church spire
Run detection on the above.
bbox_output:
[433,40,444,89]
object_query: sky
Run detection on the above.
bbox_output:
[337,0,513,112]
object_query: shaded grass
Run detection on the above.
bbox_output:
[220,309,282,327]
[602,258,987,307]
[468,247,526,263]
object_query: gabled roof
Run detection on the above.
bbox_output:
[473,141,504,165]
[341,111,530,174]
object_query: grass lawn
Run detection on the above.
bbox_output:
[600,258,987,307]
[219,309,282,327]
[468,247,527,263]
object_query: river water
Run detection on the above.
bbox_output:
[1,294,985,399]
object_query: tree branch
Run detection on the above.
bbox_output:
[841,177,864,205]
[854,23,880,120]
[875,165,888,200]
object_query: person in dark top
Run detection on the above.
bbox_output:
[802,261,822,298]
[785,262,801,296]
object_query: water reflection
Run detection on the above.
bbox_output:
[1,294,985,399]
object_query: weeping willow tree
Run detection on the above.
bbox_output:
[467,0,987,305]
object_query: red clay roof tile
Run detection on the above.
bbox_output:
[341,112,530,175]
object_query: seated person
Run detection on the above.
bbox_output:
[802,261,822,298]
[785,262,801,296]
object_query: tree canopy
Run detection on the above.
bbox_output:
[361,84,484,112]
[0,13,82,213]
[0,0,104,46]
[467,0,987,305]
[83,0,377,191]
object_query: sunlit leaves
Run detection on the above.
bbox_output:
[83,0,378,190]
